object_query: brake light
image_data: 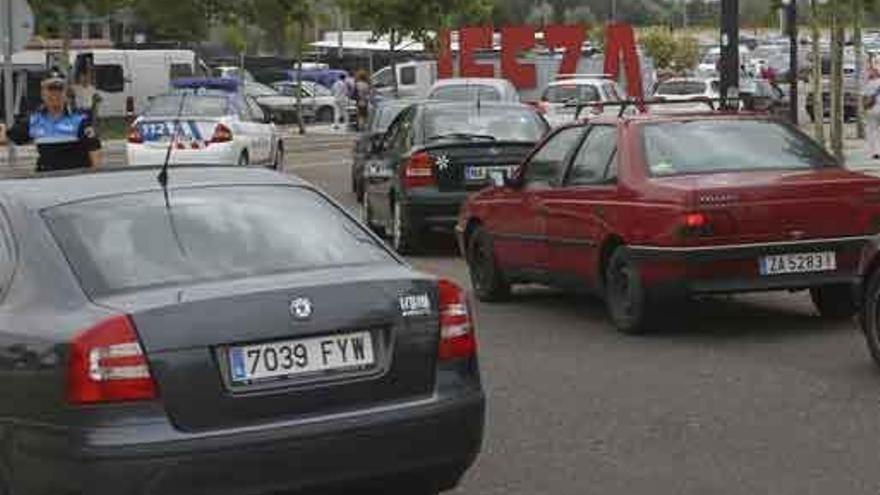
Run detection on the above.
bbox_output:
[685,212,708,228]
[403,152,436,188]
[67,315,157,405]
[438,278,477,361]
[210,123,233,144]
[127,124,143,144]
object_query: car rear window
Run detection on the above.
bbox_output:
[543,85,600,104]
[43,186,394,297]
[642,119,837,176]
[655,81,707,96]
[424,106,547,143]
[430,85,501,102]
[144,95,230,117]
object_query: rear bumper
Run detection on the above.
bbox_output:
[127,142,243,166]
[629,235,876,295]
[9,388,485,495]
[402,191,469,233]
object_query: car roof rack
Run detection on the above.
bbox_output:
[567,97,741,120]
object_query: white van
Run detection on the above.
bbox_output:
[372,61,438,99]
[72,49,202,117]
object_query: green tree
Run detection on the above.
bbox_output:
[640,27,700,73]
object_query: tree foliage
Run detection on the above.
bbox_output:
[639,27,700,73]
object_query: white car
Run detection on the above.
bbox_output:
[427,78,520,103]
[538,77,623,127]
[652,77,720,113]
[127,91,284,168]
[272,80,351,123]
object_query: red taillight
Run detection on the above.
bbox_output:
[685,212,709,228]
[67,315,157,405]
[210,123,233,144]
[127,124,143,144]
[438,278,477,361]
[403,152,436,188]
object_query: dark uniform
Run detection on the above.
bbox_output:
[7,107,101,172]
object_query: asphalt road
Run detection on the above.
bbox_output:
[283,137,880,495]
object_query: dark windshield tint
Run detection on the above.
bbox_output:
[44,186,394,297]
[642,120,836,176]
[144,95,230,117]
[543,85,600,103]
[424,106,547,142]
[655,81,707,95]
[430,85,501,101]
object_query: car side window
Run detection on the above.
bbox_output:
[567,126,618,186]
[381,110,407,152]
[391,109,414,152]
[522,126,585,188]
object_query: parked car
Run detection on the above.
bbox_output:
[242,80,311,124]
[352,98,415,202]
[427,78,521,103]
[0,166,485,495]
[457,112,880,334]
[272,80,354,123]
[361,101,549,253]
[652,77,720,113]
[741,79,789,118]
[538,77,624,127]
[127,90,284,168]
[805,77,860,122]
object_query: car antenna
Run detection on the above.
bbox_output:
[156,91,189,257]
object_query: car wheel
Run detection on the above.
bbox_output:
[860,271,880,369]
[238,151,249,166]
[272,143,284,170]
[317,106,334,123]
[466,226,511,302]
[391,200,419,255]
[604,247,657,335]
[811,284,858,320]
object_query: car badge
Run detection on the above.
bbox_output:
[436,154,451,172]
[488,147,501,156]
[289,297,313,320]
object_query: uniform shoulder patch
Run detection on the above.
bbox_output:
[83,126,96,139]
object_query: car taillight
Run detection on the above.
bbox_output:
[403,152,436,188]
[438,278,477,361]
[210,123,233,144]
[127,124,143,144]
[680,212,713,237]
[67,315,157,405]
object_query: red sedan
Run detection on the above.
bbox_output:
[456,112,880,334]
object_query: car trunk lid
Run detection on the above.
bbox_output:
[426,141,535,192]
[135,118,223,149]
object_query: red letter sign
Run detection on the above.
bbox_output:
[604,23,644,101]
[544,25,585,79]
[459,26,495,78]
[500,25,536,89]
[437,29,453,79]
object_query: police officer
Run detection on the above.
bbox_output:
[0,69,101,171]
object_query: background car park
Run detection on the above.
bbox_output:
[0,166,484,495]
[241,80,307,124]
[273,80,355,124]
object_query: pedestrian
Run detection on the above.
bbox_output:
[354,70,371,131]
[864,67,880,159]
[331,73,350,131]
[0,68,102,171]
[71,64,101,119]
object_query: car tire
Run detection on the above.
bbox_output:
[466,226,511,302]
[238,151,249,167]
[317,106,334,123]
[604,247,660,335]
[811,284,858,320]
[391,200,419,255]
[860,271,880,369]
[272,143,284,170]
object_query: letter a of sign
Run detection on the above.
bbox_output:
[459,26,495,78]
[501,25,536,89]
[604,23,644,101]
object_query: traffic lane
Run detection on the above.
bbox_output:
[288,152,880,495]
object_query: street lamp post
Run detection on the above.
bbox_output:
[720,0,740,109]
[782,0,799,124]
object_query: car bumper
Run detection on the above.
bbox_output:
[628,235,874,295]
[402,191,469,233]
[127,142,242,166]
[10,388,485,495]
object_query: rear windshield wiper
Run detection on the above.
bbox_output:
[427,133,497,142]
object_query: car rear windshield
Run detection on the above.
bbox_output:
[43,186,394,297]
[642,119,837,176]
[655,81,707,95]
[543,85,600,103]
[144,95,230,117]
[424,106,547,142]
[430,85,502,101]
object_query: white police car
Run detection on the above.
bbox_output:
[127,78,284,168]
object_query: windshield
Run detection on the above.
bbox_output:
[655,81,707,96]
[543,84,601,104]
[43,186,394,297]
[430,85,502,101]
[423,106,547,143]
[143,94,230,117]
[642,119,836,176]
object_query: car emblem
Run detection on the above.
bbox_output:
[488,147,501,156]
[289,297,313,320]
[435,154,451,172]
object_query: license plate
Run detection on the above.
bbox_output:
[228,331,375,383]
[465,165,518,181]
[759,251,836,276]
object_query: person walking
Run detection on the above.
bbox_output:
[0,69,102,171]
[331,73,350,131]
[354,70,371,131]
[863,66,880,159]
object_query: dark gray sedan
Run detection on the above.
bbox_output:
[0,166,484,495]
